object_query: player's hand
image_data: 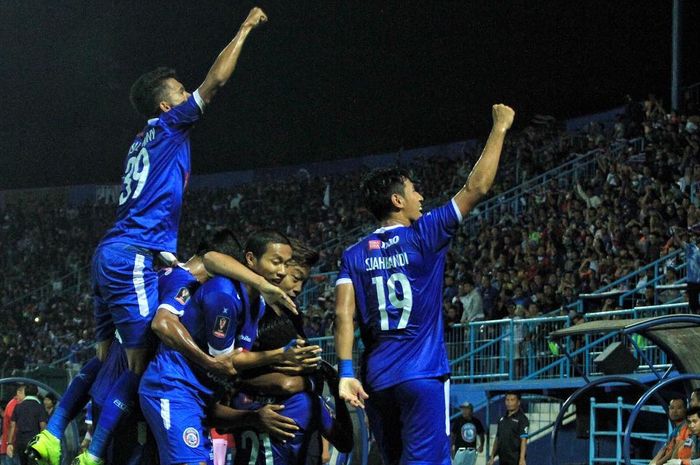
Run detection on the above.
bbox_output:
[519,459,526,465]
[6,445,13,458]
[258,280,298,315]
[210,348,243,377]
[255,404,298,441]
[338,377,369,409]
[243,7,267,29]
[280,339,322,367]
[492,104,515,133]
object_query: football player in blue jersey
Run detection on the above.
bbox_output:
[140,231,321,465]
[232,239,354,465]
[334,104,515,465]
[25,8,292,465]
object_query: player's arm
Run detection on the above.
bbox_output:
[233,340,321,372]
[202,251,297,314]
[7,420,16,457]
[519,437,527,465]
[196,7,267,105]
[207,402,298,441]
[453,104,515,218]
[151,308,238,376]
[335,282,368,408]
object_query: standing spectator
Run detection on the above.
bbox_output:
[479,276,499,320]
[488,392,529,465]
[451,401,485,465]
[8,384,47,465]
[42,394,56,419]
[457,279,485,323]
[1,385,25,465]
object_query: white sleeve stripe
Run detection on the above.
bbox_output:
[335,278,353,286]
[450,198,463,222]
[158,303,184,317]
[193,90,205,112]
[209,343,235,356]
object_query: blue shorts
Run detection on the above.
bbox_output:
[140,390,213,465]
[365,378,450,465]
[92,242,159,349]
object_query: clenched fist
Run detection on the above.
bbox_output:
[243,7,267,28]
[492,104,515,132]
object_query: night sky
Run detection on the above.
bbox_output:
[1,1,699,189]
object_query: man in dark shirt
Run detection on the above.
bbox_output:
[488,392,529,465]
[451,401,485,465]
[8,385,47,465]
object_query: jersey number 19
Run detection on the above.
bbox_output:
[371,272,413,331]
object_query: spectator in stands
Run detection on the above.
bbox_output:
[648,397,686,465]
[7,384,47,465]
[669,406,700,465]
[456,278,484,323]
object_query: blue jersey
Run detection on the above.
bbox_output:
[140,275,265,402]
[157,265,200,317]
[336,200,462,391]
[100,91,204,253]
[233,393,335,465]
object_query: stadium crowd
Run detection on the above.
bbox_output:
[0,94,698,371]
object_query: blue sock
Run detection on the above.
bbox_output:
[87,370,140,459]
[47,357,102,440]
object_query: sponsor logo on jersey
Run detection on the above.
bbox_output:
[213,316,230,338]
[368,236,400,251]
[369,240,381,250]
[175,287,191,305]
[183,427,200,448]
[238,334,252,343]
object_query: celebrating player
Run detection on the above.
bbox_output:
[334,105,515,465]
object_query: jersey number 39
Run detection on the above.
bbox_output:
[371,272,413,330]
[118,148,151,205]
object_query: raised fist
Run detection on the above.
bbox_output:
[244,7,267,28]
[492,104,515,132]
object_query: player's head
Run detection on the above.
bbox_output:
[504,392,521,413]
[688,406,700,435]
[361,168,423,223]
[196,228,243,261]
[244,230,293,285]
[130,67,190,118]
[253,310,299,351]
[279,239,320,299]
[668,397,687,422]
[15,383,25,400]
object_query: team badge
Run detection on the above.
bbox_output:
[369,240,381,250]
[213,316,230,338]
[183,427,200,448]
[175,287,190,305]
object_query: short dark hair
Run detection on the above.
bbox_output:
[505,391,521,400]
[360,168,412,221]
[24,384,39,397]
[687,406,700,418]
[44,392,57,404]
[196,228,243,261]
[288,239,319,269]
[245,230,291,259]
[254,311,299,352]
[129,67,178,118]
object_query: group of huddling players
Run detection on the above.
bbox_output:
[16,9,355,465]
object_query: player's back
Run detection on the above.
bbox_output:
[100,93,204,253]
[337,201,462,391]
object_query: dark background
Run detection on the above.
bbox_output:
[1,1,699,189]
